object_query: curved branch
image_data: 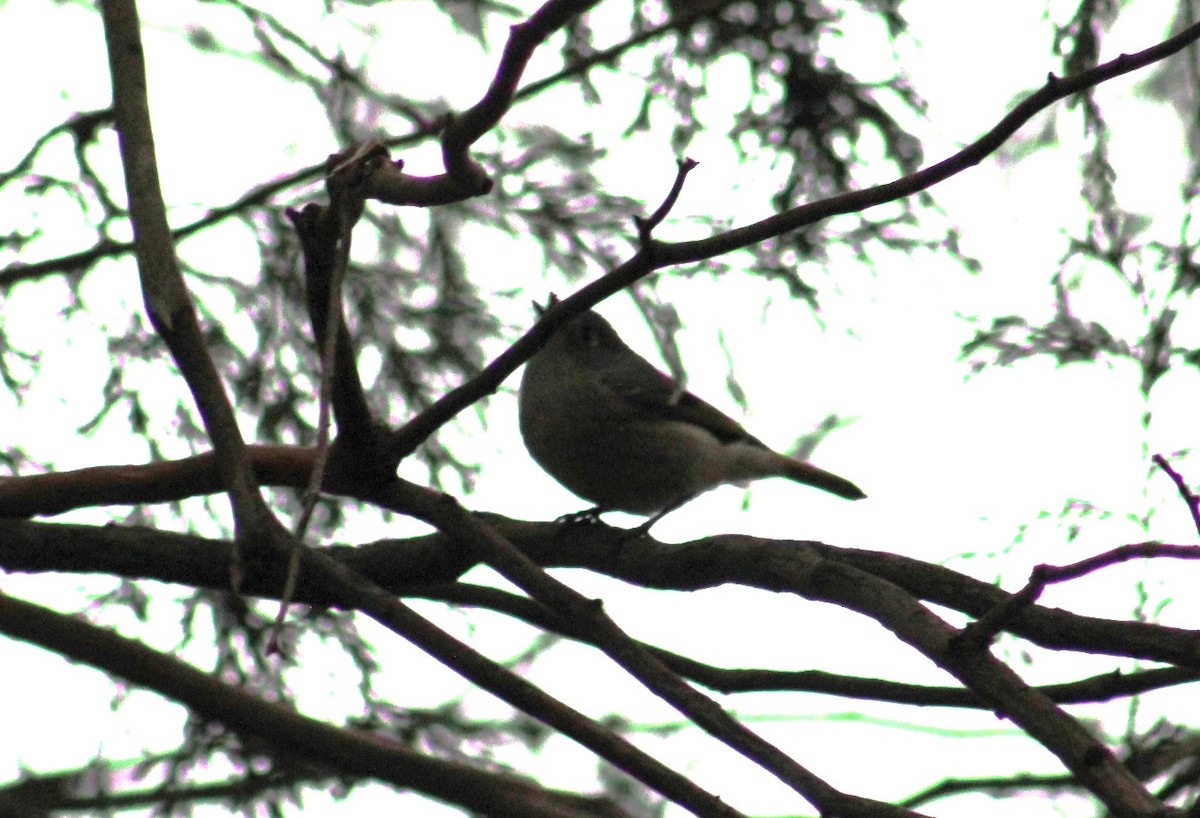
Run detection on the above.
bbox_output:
[0,446,314,518]
[772,556,1163,816]
[441,0,602,190]
[659,22,1200,265]
[2,515,1183,814]
[410,583,1200,707]
[385,18,1200,461]
[2,505,1197,674]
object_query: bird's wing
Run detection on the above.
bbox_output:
[595,355,758,445]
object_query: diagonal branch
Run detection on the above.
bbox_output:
[411,583,1200,708]
[0,515,746,817]
[958,540,1200,650]
[293,537,749,817]
[3,497,1199,675]
[99,0,289,562]
[1154,453,1200,534]
[659,21,1200,266]
[363,479,900,817]
[775,556,1166,817]
[0,594,648,818]
[441,0,603,189]
[383,18,1200,463]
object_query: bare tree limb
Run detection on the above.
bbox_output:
[0,594,641,818]
[441,0,603,190]
[411,583,1200,707]
[1155,454,1200,535]
[358,478,924,818]
[383,18,1200,463]
[100,0,291,571]
[779,555,1165,817]
[959,541,1200,649]
[6,521,1200,738]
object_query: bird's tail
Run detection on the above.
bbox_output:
[729,443,866,500]
[779,457,866,500]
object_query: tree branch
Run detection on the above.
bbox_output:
[382,18,1200,462]
[2,514,1197,673]
[7,514,1187,813]
[0,594,641,818]
[100,0,289,563]
[441,0,603,190]
[357,479,926,817]
[6,518,1199,696]
[777,555,1164,817]
[411,583,1200,707]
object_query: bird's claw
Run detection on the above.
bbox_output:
[555,507,608,526]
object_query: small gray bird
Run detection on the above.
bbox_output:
[518,306,865,521]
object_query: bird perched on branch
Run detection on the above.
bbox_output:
[518,304,865,525]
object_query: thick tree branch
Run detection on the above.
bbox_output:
[6,515,1186,813]
[292,542,747,817]
[775,556,1165,817]
[0,594,639,818]
[0,446,317,518]
[6,520,1200,695]
[0,516,742,817]
[2,514,1197,673]
[358,480,924,818]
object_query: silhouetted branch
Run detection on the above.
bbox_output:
[635,157,699,243]
[100,0,290,565]
[357,479,909,817]
[416,583,1200,707]
[384,20,1200,463]
[959,541,1200,649]
[1155,453,1200,534]
[0,593,638,818]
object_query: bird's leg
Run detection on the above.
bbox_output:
[621,493,700,541]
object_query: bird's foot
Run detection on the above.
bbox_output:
[555,506,609,526]
[618,494,697,543]
[620,517,660,542]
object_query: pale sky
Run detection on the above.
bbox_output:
[0,1,1196,816]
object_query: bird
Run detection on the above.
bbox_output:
[518,304,865,525]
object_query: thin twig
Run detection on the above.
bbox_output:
[956,540,1200,650]
[1154,453,1200,534]
[634,157,699,243]
[274,145,387,650]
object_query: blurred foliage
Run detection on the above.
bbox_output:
[961,3,1200,401]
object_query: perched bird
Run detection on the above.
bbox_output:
[518,305,865,523]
